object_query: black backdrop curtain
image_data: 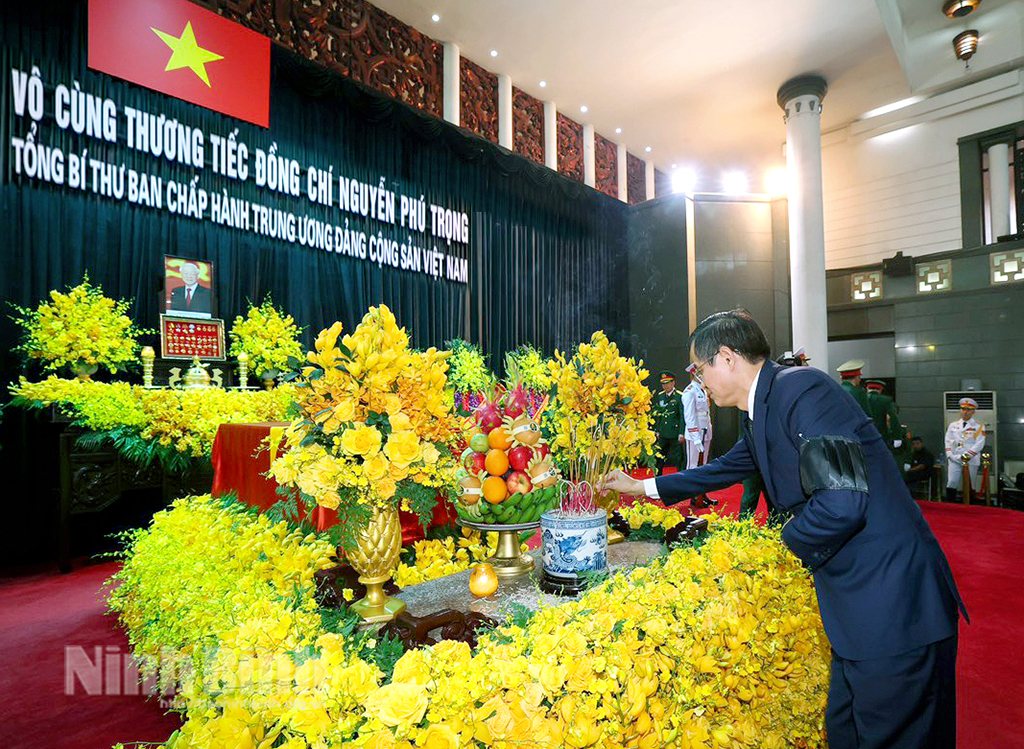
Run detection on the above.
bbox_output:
[0,0,629,566]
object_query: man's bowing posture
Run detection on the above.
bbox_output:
[602,310,966,749]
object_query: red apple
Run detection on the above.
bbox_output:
[506,471,532,495]
[507,445,535,472]
[464,451,487,474]
[535,442,551,459]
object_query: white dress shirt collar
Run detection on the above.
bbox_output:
[746,362,765,419]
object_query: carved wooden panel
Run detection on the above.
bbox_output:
[460,57,498,143]
[655,168,671,199]
[196,0,444,117]
[627,152,646,204]
[595,133,617,198]
[513,87,544,164]
[557,113,583,182]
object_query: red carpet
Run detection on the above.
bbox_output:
[1,490,1021,749]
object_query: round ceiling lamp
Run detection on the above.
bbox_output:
[953,30,979,62]
[942,0,981,19]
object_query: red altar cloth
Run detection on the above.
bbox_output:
[210,423,453,544]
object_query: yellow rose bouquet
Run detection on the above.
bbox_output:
[12,275,153,376]
[547,332,657,503]
[269,305,462,551]
[228,296,305,378]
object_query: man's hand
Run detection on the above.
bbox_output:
[599,469,644,496]
[963,450,975,460]
[678,434,686,444]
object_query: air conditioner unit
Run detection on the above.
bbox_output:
[943,391,997,477]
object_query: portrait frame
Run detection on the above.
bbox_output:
[163,255,216,319]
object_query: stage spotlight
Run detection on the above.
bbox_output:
[765,168,788,195]
[672,168,697,194]
[722,171,748,194]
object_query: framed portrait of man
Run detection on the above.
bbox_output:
[164,256,215,319]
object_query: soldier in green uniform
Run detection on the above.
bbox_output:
[653,372,684,474]
[836,359,870,415]
[865,380,911,473]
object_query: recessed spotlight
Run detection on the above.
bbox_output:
[645,146,652,153]
[431,13,440,22]
[943,0,981,19]
[615,128,622,134]
[490,50,498,58]
[539,80,547,88]
[671,163,677,169]
[580,105,588,113]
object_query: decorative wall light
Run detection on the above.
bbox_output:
[851,271,883,301]
[990,249,1024,285]
[953,30,979,63]
[916,260,953,293]
[943,0,981,19]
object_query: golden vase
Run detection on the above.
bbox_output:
[347,503,406,623]
[594,488,625,545]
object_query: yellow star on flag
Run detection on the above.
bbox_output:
[151,21,223,87]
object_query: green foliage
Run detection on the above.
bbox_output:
[75,427,198,474]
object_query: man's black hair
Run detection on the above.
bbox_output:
[689,309,771,364]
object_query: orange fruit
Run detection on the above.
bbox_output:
[469,563,499,597]
[488,426,512,450]
[484,448,509,476]
[482,476,508,503]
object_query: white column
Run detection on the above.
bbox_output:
[988,142,1011,241]
[497,74,513,150]
[543,101,557,170]
[583,124,596,187]
[778,75,828,366]
[617,143,627,202]
[645,160,655,200]
[443,42,460,126]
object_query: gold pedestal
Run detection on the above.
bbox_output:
[486,528,534,578]
[350,575,407,623]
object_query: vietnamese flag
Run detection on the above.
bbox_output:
[88,0,270,127]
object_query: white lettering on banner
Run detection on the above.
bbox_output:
[5,63,470,285]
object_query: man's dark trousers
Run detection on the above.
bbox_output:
[826,633,957,748]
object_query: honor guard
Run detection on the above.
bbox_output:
[652,372,683,473]
[836,359,870,415]
[944,397,986,501]
[865,380,909,466]
[682,363,713,469]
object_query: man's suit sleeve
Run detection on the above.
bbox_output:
[780,377,869,571]
[654,436,756,504]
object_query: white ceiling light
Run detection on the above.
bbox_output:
[764,167,788,195]
[539,80,547,88]
[645,146,652,153]
[431,13,440,22]
[722,171,748,194]
[672,168,697,194]
[580,105,588,113]
[615,128,622,134]
[490,50,498,57]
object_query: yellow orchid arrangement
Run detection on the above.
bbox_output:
[12,276,152,374]
[269,305,462,547]
[229,296,305,377]
[546,331,657,482]
[111,500,831,749]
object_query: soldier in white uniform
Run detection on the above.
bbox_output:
[944,397,986,501]
[680,365,718,509]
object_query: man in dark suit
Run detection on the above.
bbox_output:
[602,309,966,749]
[169,262,212,314]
